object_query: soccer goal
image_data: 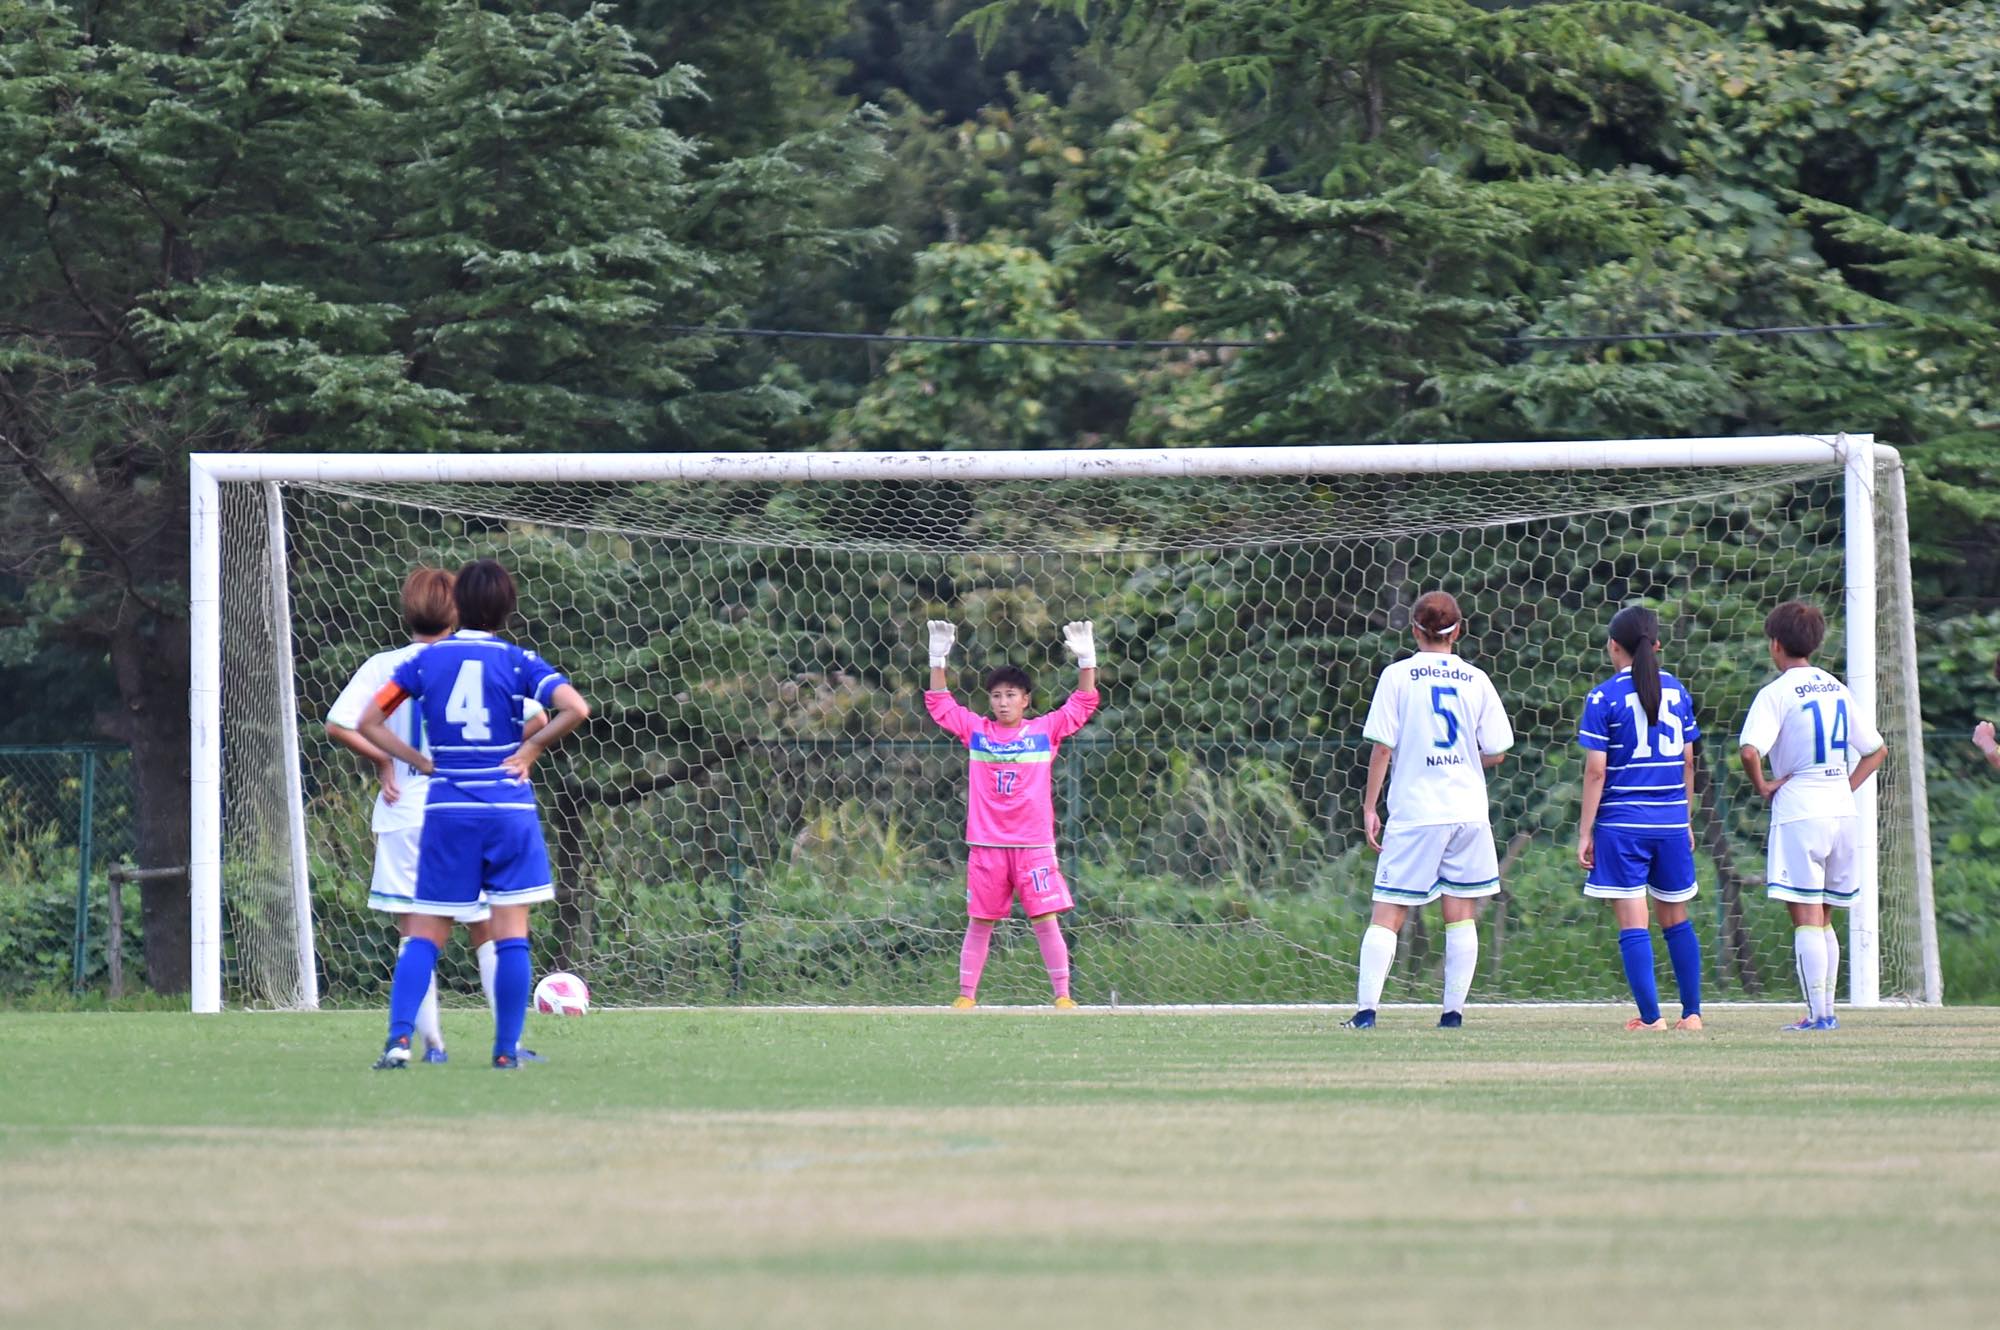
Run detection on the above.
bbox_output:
[189,437,1939,1012]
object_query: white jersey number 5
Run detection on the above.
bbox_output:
[445,660,492,741]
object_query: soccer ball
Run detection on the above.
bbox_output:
[534,971,590,1016]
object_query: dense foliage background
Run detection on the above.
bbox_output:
[2,0,1994,998]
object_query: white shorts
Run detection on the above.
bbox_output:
[1765,815,1859,908]
[1372,822,1501,907]
[368,827,491,922]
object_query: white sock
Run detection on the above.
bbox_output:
[1357,924,1398,1010]
[477,940,499,1016]
[1821,925,1841,1018]
[1794,926,1829,1020]
[1442,919,1477,1015]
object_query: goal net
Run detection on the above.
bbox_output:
[194,441,1938,1010]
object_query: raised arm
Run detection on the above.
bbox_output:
[927,619,957,693]
[1062,620,1098,695]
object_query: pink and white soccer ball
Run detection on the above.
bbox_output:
[533,971,590,1016]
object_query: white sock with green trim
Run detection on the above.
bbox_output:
[1357,924,1397,1010]
[1795,926,1829,1020]
[1820,925,1841,1019]
[1442,919,1478,1015]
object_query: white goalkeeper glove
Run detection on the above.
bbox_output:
[927,620,958,668]
[1062,620,1097,670]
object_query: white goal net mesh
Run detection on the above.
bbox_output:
[215,457,1929,1008]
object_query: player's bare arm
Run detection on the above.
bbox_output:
[1361,742,1392,851]
[1848,742,1888,791]
[502,683,591,778]
[1738,744,1786,802]
[357,696,433,777]
[1976,721,2000,770]
[325,719,400,803]
[1577,749,1606,868]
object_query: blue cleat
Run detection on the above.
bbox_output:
[421,1045,448,1065]
[1342,1009,1377,1030]
[1814,1015,1840,1031]
[516,1048,547,1064]
[373,1036,412,1070]
[1437,1011,1463,1029]
[1781,1015,1819,1032]
[492,1052,521,1070]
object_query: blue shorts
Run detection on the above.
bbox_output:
[1584,825,1699,903]
[412,810,555,920]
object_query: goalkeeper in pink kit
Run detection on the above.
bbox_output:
[925,619,1100,1008]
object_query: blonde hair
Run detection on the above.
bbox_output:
[401,566,457,636]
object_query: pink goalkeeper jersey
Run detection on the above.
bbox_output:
[926,689,1100,847]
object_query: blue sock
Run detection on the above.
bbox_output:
[492,936,531,1060]
[1663,919,1702,1018]
[1618,928,1661,1024]
[387,938,439,1044]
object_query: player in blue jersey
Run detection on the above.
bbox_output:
[1576,606,1706,1031]
[325,567,549,1063]
[355,559,591,1070]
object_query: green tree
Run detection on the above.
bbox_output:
[0,0,879,991]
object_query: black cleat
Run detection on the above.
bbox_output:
[1437,1011,1463,1029]
[373,1036,412,1070]
[1341,1009,1377,1030]
[492,1052,521,1070]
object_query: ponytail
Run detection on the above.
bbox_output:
[1609,606,1663,726]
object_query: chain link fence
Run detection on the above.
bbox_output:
[0,746,138,997]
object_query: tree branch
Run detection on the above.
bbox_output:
[0,426,171,619]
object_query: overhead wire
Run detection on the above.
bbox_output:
[663,321,1894,352]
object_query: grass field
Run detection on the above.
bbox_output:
[4,1006,1999,1330]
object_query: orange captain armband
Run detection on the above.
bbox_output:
[371,681,411,715]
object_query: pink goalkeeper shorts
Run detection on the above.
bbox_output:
[966,846,1074,919]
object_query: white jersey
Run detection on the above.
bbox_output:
[1362,652,1514,828]
[1737,665,1884,825]
[328,644,433,834]
[326,642,542,833]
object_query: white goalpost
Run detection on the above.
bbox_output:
[188,435,1940,1013]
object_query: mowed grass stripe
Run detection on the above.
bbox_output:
[1,1009,1996,1329]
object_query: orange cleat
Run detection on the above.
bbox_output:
[1624,1017,1668,1031]
[1673,1014,1704,1031]
[951,996,977,1010]
[1052,996,1079,1010]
